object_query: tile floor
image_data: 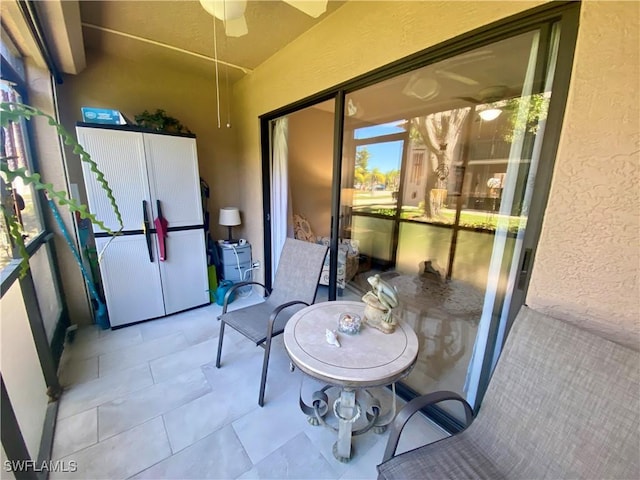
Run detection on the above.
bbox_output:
[52,287,447,479]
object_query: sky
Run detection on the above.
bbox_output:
[355,123,405,173]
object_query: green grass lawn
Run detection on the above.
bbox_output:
[352,204,525,233]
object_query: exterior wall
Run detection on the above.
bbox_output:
[233,0,543,279]
[527,1,640,346]
[57,51,242,324]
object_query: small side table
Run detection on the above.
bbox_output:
[284,301,419,462]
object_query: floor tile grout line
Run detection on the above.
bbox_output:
[149,360,158,385]
[67,329,145,363]
[58,414,172,465]
[160,413,175,455]
[94,367,212,444]
[95,405,101,452]
[94,331,192,378]
[167,401,260,456]
[50,408,101,462]
[56,365,156,421]
[227,420,257,476]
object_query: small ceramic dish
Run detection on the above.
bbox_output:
[338,313,362,335]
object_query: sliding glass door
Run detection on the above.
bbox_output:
[339,25,564,412]
[263,5,578,425]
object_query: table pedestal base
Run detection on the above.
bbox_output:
[300,384,396,462]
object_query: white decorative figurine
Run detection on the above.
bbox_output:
[325,329,341,347]
[361,274,399,334]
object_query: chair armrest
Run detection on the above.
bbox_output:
[266,300,310,337]
[382,391,474,462]
[221,281,270,314]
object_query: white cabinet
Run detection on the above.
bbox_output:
[77,125,209,327]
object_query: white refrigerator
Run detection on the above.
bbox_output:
[77,124,209,327]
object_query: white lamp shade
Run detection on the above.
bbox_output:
[479,108,502,121]
[219,207,241,226]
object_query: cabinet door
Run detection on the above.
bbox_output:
[77,128,151,233]
[143,134,203,228]
[96,235,165,327]
[157,229,209,315]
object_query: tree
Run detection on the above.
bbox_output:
[410,108,469,218]
[355,147,370,189]
[501,93,549,143]
[367,167,385,191]
[385,169,400,190]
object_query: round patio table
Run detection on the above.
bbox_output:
[284,300,419,462]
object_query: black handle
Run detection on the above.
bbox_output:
[142,200,153,262]
[517,248,532,290]
[156,200,163,221]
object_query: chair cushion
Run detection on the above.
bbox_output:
[292,214,315,242]
[315,237,360,288]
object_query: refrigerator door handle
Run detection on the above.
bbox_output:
[142,200,154,262]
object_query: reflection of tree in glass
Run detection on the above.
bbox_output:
[386,169,400,191]
[355,147,401,194]
[355,147,369,189]
[410,109,469,218]
[501,93,549,142]
[367,167,384,190]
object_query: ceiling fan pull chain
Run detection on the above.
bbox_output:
[224,1,231,128]
[213,14,221,129]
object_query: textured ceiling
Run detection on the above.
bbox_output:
[79,0,345,83]
[76,0,534,123]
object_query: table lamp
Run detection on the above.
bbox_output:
[219,207,241,243]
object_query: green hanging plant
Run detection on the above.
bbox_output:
[0,102,123,277]
[134,109,192,134]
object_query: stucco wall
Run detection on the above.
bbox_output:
[233,0,543,279]
[527,1,640,346]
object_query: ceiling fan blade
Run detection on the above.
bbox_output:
[200,0,247,20]
[435,70,479,86]
[225,14,248,37]
[282,0,328,18]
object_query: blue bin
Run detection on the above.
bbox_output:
[215,280,235,306]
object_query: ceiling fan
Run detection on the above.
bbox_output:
[199,0,328,37]
[433,49,496,86]
[457,85,511,105]
[457,85,513,121]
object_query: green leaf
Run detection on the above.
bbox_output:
[0,101,124,272]
[0,205,29,277]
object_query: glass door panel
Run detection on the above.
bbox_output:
[339,25,561,414]
[268,100,336,297]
